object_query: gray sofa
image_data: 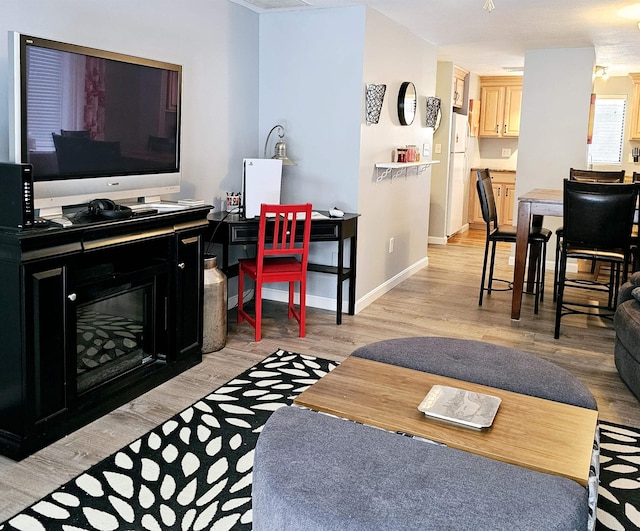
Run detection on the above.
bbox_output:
[614,272,640,400]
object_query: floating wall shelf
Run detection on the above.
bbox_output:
[374,161,439,181]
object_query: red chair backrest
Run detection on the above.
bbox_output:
[257,203,312,269]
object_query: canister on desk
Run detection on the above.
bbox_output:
[406,145,416,162]
[226,192,241,213]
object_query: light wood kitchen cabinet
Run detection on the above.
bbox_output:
[453,66,468,109]
[502,180,515,224]
[628,73,640,140]
[478,77,522,138]
[468,169,516,229]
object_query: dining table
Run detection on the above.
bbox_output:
[512,188,563,320]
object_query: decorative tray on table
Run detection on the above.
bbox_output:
[417,385,502,429]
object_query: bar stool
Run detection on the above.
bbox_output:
[476,169,551,313]
[555,180,638,338]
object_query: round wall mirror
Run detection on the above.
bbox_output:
[398,82,417,126]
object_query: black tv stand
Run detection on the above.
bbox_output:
[0,204,212,459]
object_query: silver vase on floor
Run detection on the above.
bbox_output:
[203,255,227,352]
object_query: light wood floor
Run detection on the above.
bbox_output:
[1,229,639,522]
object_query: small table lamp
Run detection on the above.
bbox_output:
[263,124,296,166]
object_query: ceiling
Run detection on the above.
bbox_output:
[229,0,640,77]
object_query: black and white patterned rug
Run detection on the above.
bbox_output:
[0,350,638,531]
[597,421,640,530]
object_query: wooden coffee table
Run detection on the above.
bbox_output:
[294,356,598,486]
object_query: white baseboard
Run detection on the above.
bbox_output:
[354,257,429,313]
[227,290,253,310]
[229,286,351,314]
[261,286,348,313]
[428,224,470,246]
[253,257,429,315]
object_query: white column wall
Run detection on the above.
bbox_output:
[515,47,596,249]
[517,48,595,195]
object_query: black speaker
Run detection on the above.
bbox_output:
[0,162,35,229]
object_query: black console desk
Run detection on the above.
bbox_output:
[207,211,358,324]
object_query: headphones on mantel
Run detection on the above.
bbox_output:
[87,198,133,219]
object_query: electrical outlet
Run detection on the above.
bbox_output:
[501,148,512,157]
[388,237,394,254]
[423,144,431,157]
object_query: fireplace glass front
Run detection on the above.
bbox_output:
[75,251,170,395]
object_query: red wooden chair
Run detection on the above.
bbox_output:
[237,203,312,341]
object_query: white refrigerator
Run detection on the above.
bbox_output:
[446,112,469,237]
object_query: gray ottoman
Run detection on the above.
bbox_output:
[351,337,597,409]
[253,337,598,530]
[253,406,589,531]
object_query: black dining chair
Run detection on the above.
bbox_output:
[555,180,638,338]
[631,172,640,271]
[553,168,626,302]
[476,169,552,312]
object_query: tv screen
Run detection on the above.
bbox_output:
[9,32,182,213]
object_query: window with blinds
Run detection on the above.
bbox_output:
[588,95,626,165]
[26,47,63,152]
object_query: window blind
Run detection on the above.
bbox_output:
[588,96,626,165]
[26,47,63,152]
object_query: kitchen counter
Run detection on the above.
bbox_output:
[470,167,516,173]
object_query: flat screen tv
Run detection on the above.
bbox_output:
[8,32,182,215]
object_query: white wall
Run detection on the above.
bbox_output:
[260,7,363,212]
[517,48,595,194]
[259,6,364,311]
[259,6,438,311]
[0,0,259,209]
[358,8,437,308]
[516,47,595,246]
